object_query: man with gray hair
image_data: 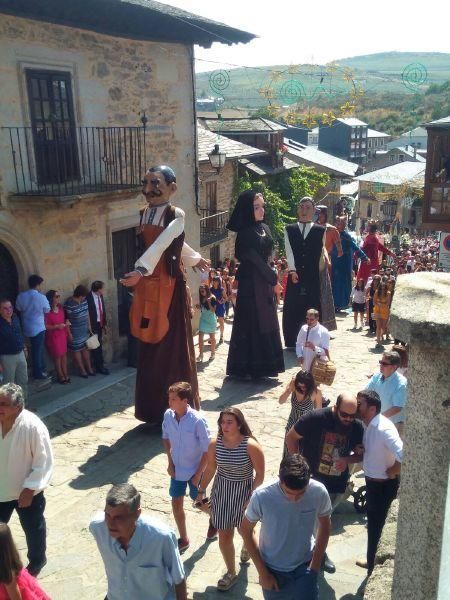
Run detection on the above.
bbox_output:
[90,483,187,600]
[0,383,53,576]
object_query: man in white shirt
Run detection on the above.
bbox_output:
[120,166,208,424]
[295,309,330,372]
[356,389,403,575]
[90,483,187,600]
[0,383,53,576]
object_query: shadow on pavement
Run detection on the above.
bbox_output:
[319,571,337,599]
[70,423,162,490]
[339,576,367,599]
[44,376,135,439]
[331,500,367,536]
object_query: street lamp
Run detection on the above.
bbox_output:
[208,144,226,172]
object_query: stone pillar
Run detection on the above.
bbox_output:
[389,273,450,600]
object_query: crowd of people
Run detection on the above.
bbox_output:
[0,277,110,395]
[0,173,442,600]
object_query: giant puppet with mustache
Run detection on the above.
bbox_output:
[120,165,208,423]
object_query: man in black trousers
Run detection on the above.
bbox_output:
[282,197,325,348]
[87,281,109,375]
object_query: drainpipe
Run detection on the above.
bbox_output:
[188,45,200,215]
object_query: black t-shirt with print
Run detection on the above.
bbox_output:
[294,407,364,494]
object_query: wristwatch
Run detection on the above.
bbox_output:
[135,266,147,277]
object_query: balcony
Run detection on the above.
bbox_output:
[3,126,145,201]
[200,208,229,247]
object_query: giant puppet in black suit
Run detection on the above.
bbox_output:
[282,196,325,348]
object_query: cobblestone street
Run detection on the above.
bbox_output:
[11,310,383,599]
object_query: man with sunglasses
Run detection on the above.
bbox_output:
[120,166,208,424]
[286,393,363,574]
[366,350,406,438]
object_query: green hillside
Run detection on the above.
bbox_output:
[196,52,450,135]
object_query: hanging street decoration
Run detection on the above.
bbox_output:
[204,60,432,130]
[401,63,428,92]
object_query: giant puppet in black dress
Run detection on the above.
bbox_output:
[226,190,285,379]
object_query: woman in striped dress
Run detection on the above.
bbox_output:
[64,285,95,378]
[197,407,264,591]
[279,370,322,457]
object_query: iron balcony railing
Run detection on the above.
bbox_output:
[200,209,229,247]
[3,126,145,196]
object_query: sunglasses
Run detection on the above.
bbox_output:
[379,361,392,366]
[295,386,307,394]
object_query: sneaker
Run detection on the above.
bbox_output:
[196,354,204,362]
[206,521,218,540]
[177,537,190,554]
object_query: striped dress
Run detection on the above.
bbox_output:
[210,436,254,530]
[283,393,315,457]
[64,298,90,351]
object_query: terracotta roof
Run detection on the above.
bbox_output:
[199,117,286,134]
[197,127,264,162]
[0,0,256,47]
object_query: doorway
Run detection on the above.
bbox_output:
[0,243,19,303]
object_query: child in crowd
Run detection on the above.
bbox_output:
[162,381,216,554]
[198,285,217,362]
[0,523,50,600]
[351,279,366,329]
[210,276,227,344]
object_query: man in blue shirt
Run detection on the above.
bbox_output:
[162,381,214,553]
[366,350,407,438]
[0,299,28,393]
[90,483,187,600]
[15,275,50,380]
[241,454,331,600]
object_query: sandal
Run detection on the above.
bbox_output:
[240,547,250,563]
[217,572,237,591]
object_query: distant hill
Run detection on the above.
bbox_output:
[196,52,450,100]
[196,52,450,135]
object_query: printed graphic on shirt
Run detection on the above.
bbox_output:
[317,431,348,477]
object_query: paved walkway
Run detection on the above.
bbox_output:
[11,309,383,599]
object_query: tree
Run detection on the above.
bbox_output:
[236,166,329,253]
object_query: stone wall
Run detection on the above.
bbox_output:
[0,14,201,360]
[198,160,236,262]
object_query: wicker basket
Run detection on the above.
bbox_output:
[311,359,336,386]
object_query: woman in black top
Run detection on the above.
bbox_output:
[226,189,284,379]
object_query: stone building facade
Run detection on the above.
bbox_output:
[0,6,253,360]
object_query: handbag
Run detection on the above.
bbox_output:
[86,333,100,350]
[311,357,337,386]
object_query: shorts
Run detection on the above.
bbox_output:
[169,477,198,500]
[352,302,365,313]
